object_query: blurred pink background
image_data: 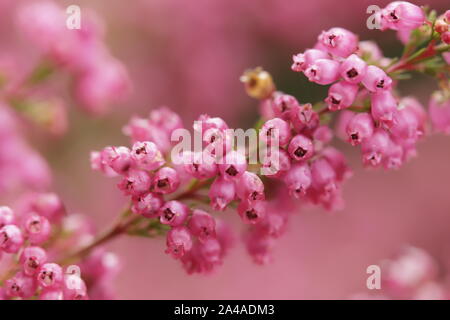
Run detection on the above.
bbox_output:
[1,0,449,299]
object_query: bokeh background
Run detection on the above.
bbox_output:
[1,0,449,299]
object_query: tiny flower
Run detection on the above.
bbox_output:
[429,91,450,134]
[0,224,24,254]
[159,201,189,227]
[291,49,329,72]
[166,226,193,259]
[362,65,393,92]
[442,31,450,44]
[20,246,47,276]
[361,129,391,167]
[318,27,358,58]
[271,94,300,120]
[131,193,164,218]
[339,54,367,83]
[118,169,151,196]
[37,263,63,288]
[183,151,218,179]
[311,158,337,194]
[290,103,319,133]
[102,146,132,175]
[5,272,37,299]
[218,150,247,181]
[208,177,236,211]
[325,81,359,111]
[193,114,229,133]
[390,106,420,141]
[23,213,51,245]
[153,167,180,194]
[381,1,425,31]
[149,106,183,135]
[346,112,375,145]
[188,209,216,242]
[63,273,88,300]
[383,140,404,170]
[259,117,292,146]
[261,148,292,178]
[237,200,266,224]
[29,193,65,223]
[245,229,273,265]
[131,141,165,171]
[321,147,353,182]
[0,206,15,228]
[371,90,398,128]
[235,171,265,202]
[313,125,333,145]
[288,134,314,161]
[304,59,340,85]
[283,163,312,198]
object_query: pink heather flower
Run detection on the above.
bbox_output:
[361,129,391,167]
[391,106,421,141]
[235,171,265,202]
[304,59,340,85]
[149,107,183,135]
[40,288,64,300]
[188,209,216,242]
[442,32,450,44]
[245,229,274,265]
[182,151,218,179]
[444,52,450,65]
[81,249,120,283]
[193,114,229,133]
[131,141,165,171]
[208,177,236,211]
[63,273,88,300]
[117,169,151,196]
[102,146,132,175]
[288,134,314,161]
[371,90,398,128]
[5,272,37,299]
[0,206,15,228]
[445,10,450,23]
[321,147,353,182]
[313,125,333,145]
[429,92,450,134]
[362,65,393,92]
[325,81,359,111]
[291,49,329,72]
[20,246,48,276]
[166,226,193,259]
[237,200,266,224]
[383,140,404,170]
[90,151,117,177]
[357,41,384,61]
[153,167,180,194]
[202,128,233,157]
[346,112,375,145]
[219,150,247,181]
[38,263,63,288]
[380,2,425,31]
[283,163,312,198]
[317,27,358,58]
[339,54,367,83]
[74,58,130,115]
[290,103,319,133]
[262,148,291,178]
[0,225,24,253]
[23,212,51,245]
[258,210,288,238]
[311,158,337,194]
[27,193,65,223]
[399,97,427,135]
[131,193,164,218]
[260,117,292,146]
[271,93,300,120]
[159,201,189,227]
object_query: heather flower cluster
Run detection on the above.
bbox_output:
[0,0,449,300]
[0,193,120,300]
